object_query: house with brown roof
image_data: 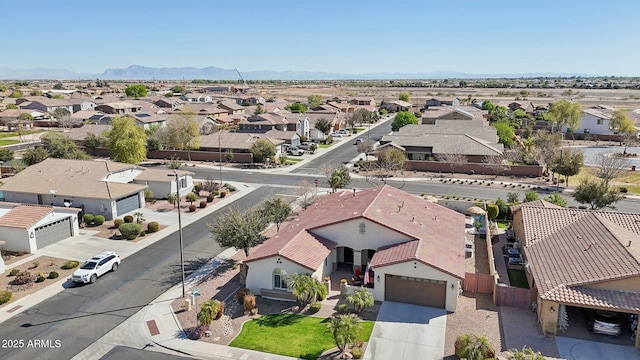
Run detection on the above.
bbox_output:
[243,185,466,312]
[16,96,74,114]
[424,97,461,109]
[511,203,640,348]
[95,101,143,115]
[421,106,488,124]
[0,202,81,254]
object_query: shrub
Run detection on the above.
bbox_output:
[144,189,154,199]
[224,183,237,192]
[236,288,251,304]
[83,213,95,225]
[9,268,19,276]
[206,195,214,202]
[336,303,350,314]
[0,290,12,304]
[93,215,105,226]
[12,271,34,285]
[215,301,226,320]
[119,223,142,238]
[199,200,207,208]
[250,308,258,315]
[308,302,322,314]
[188,204,197,212]
[244,294,256,311]
[620,187,628,193]
[123,215,134,223]
[62,260,80,269]
[194,183,203,192]
[219,191,227,198]
[35,275,46,283]
[139,231,146,236]
[213,190,220,196]
[48,271,59,279]
[147,221,160,233]
[114,218,124,228]
[350,346,363,359]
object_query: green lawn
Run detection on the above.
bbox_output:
[319,144,332,149]
[285,158,304,164]
[230,314,374,360]
[507,269,529,289]
[496,221,512,229]
[0,132,19,139]
[0,139,19,146]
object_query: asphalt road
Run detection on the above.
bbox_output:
[0,186,298,360]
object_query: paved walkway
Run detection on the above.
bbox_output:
[364,302,447,360]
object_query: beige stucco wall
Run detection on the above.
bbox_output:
[537,297,560,336]
[372,261,461,312]
[245,256,329,296]
[312,218,413,252]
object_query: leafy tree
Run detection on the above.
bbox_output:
[209,206,270,256]
[531,131,562,175]
[486,204,499,220]
[84,133,105,152]
[125,84,147,98]
[550,148,583,186]
[374,147,407,178]
[0,148,14,162]
[572,178,624,210]
[22,147,49,165]
[391,111,418,131]
[307,94,322,108]
[254,104,264,115]
[326,314,361,353]
[43,132,90,160]
[107,116,147,164]
[494,197,509,219]
[168,156,182,170]
[398,91,410,102]
[53,82,63,90]
[544,192,567,207]
[260,197,291,232]
[285,102,307,113]
[346,287,374,315]
[186,192,198,205]
[349,108,374,127]
[9,90,23,98]
[167,110,200,161]
[489,106,509,123]
[548,100,582,132]
[609,108,637,154]
[225,149,234,163]
[170,85,185,94]
[481,100,495,112]
[30,90,42,96]
[524,190,539,202]
[492,120,515,148]
[5,104,18,109]
[323,164,351,192]
[52,107,71,120]
[286,274,328,308]
[315,118,332,134]
[250,138,275,163]
[506,192,520,204]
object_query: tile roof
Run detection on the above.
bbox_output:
[134,169,193,182]
[0,158,146,199]
[0,204,54,229]
[245,185,465,278]
[509,199,563,213]
[543,285,640,312]
[65,124,111,141]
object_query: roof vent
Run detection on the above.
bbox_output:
[628,241,632,248]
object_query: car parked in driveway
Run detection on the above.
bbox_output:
[329,132,343,138]
[72,251,120,284]
[588,310,621,336]
[287,147,304,156]
[298,142,313,150]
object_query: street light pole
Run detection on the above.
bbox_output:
[218,129,223,186]
[174,169,186,298]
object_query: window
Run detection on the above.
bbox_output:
[583,129,590,134]
[273,268,287,289]
[597,119,603,125]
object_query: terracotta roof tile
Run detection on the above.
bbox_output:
[0,204,53,229]
[544,286,640,312]
[370,240,420,267]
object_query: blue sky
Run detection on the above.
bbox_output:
[2,0,639,76]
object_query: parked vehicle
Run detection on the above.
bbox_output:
[329,132,343,138]
[338,129,350,135]
[298,142,312,150]
[588,310,621,336]
[72,251,120,284]
[287,147,304,156]
[354,138,364,145]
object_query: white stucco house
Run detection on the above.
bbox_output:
[0,158,194,221]
[243,185,466,312]
[0,202,81,254]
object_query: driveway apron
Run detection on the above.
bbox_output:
[364,302,447,360]
[556,337,640,360]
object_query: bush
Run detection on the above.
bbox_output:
[123,215,134,223]
[620,187,628,193]
[12,271,34,285]
[224,183,237,192]
[0,290,12,305]
[194,183,203,192]
[336,303,350,314]
[48,271,59,279]
[308,302,322,314]
[219,191,227,198]
[215,301,226,320]
[35,275,46,283]
[350,346,363,359]
[114,218,124,228]
[83,213,95,225]
[93,215,105,226]
[147,221,160,233]
[139,231,146,236]
[188,204,197,212]
[62,260,80,269]
[199,200,207,208]
[236,288,251,305]
[119,223,142,238]
[206,195,214,202]
[9,268,19,276]
[144,189,154,199]
[244,294,256,311]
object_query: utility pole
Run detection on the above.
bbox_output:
[174,169,186,298]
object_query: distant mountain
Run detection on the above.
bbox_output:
[0,65,593,80]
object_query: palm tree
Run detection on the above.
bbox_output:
[167,192,178,208]
[197,299,220,327]
[286,274,328,308]
[326,314,361,352]
[346,287,374,315]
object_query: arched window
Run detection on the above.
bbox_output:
[273,268,287,289]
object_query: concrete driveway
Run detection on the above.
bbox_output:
[364,302,447,360]
[556,337,640,360]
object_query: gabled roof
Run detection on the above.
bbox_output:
[509,199,563,213]
[19,96,71,107]
[245,185,465,278]
[0,204,55,229]
[65,124,111,141]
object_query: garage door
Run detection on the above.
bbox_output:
[35,217,72,249]
[385,274,447,308]
[115,193,140,217]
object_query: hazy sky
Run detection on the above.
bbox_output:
[3,0,639,76]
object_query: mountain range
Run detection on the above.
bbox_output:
[0,64,592,81]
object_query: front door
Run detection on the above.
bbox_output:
[344,248,353,264]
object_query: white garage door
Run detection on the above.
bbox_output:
[35,217,72,249]
[115,193,140,217]
[385,274,447,308]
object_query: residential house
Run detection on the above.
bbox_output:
[68,98,97,113]
[182,93,213,103]
[0,109,49,130]
[243,185,465,312]
[236,95,265,106]
[421,106,488,124]
[198,130,285,159]
[380,100,412,113]
[424,97,461,109]
[95,101,142,115]
[510,203,640,349]
[151,97,186,111]
[16,96,74,114]
[238,112,289,133]
[218,100,246,115]
[0,202,81,254]
[380,121,504,162]
[497,100,535,115]
[264,130,300,149]
[133,110,167,130]
[350,97,376,107]
[70,110,112,125]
